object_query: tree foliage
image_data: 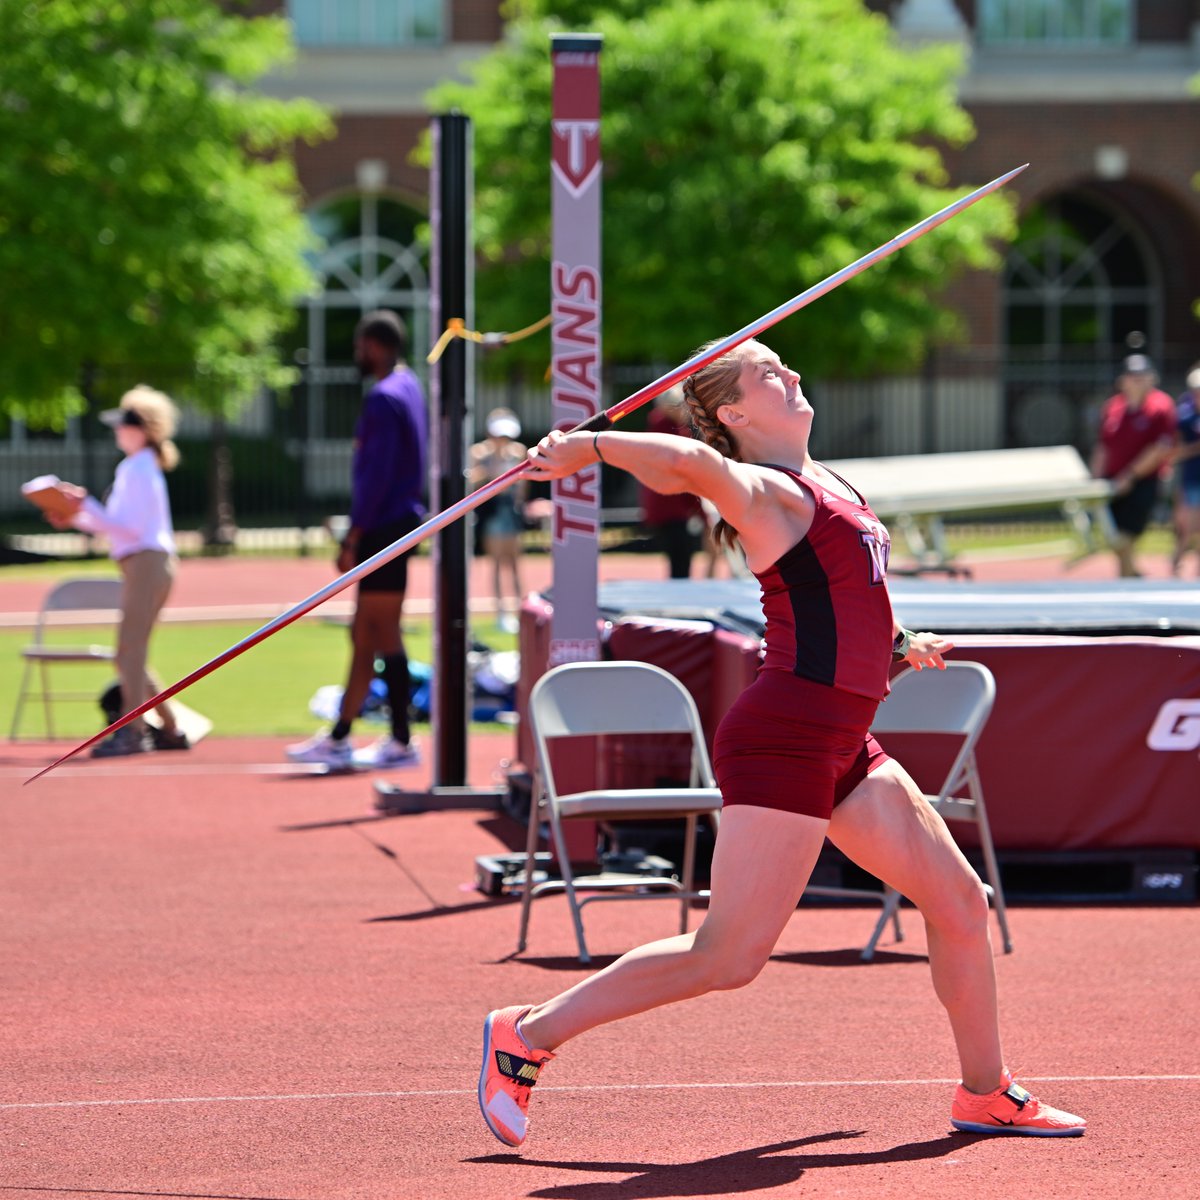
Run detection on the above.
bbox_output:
[429,0,1017,378]
[0,0,331,424]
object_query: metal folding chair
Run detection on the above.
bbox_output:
[856,660,1013,960]
[10,577,123,740]
[518,661,723,963]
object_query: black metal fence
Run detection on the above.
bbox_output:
[4,345,1196,546]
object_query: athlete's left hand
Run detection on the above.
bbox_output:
[904,632,954,670]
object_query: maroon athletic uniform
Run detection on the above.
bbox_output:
[713,465,895,820]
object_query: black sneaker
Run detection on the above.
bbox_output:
[152,727,190,751]
[91,726,155,758]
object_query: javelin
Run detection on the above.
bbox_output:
[26,163,1026,784]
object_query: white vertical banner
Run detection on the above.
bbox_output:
[549,33,603,666]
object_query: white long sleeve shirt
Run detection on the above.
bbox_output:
[73,448,176,560]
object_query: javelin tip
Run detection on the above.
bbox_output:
[24,757,65,786]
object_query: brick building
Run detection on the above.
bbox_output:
[3,2,1198,526]
[253,1,1200,453]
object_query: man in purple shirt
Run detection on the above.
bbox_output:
[288,310,428,769]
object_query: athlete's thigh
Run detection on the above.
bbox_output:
[826,759,978,911]
[698,804,829,953]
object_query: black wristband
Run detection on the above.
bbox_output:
[593,431,606,464]
[892,629,913,663]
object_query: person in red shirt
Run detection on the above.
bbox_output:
[639,387,705,578]
[1090,354,1177,577]
[477,338,1086,1147]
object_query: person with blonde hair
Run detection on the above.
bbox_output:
[478,339,1085,1147]
[48,385,188,756]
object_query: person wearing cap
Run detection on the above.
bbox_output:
[469,407,529,634]
[1170,362,1200,577]
[286,309,429,770]
[1090,353,1178,577]
[45,386,188,756]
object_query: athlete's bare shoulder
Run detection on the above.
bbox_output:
[733,463,817,572]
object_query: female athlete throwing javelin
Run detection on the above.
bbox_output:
[479,340,1086,1145]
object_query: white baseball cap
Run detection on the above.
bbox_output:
[487,412,521,439]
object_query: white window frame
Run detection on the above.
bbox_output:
[1001,194,1160,358]
[301,191,431,437]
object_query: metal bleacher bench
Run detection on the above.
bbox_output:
[826,444,1116,570]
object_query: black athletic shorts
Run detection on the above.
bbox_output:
[1109,476,1160,537]
[355,516,421,594]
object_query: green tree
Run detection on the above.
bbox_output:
[0,0,332,424]
[428,0,1017,378]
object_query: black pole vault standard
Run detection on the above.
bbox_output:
[376,110,495,813]
[430,111,472,790]
[26,164,1026,785]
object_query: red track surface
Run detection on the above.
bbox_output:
[3,546,1198,1198]
[2,729,1198,1200]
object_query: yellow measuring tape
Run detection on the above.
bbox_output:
[426,314,552,364]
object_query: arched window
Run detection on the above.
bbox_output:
[298,191,429,438]
[1001,192,1160,447]
[1004,193,1158,357]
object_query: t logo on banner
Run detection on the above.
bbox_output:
[552,120,600,197]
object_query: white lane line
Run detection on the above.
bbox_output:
[0,763,335,779]
[0,596,501,629]
[4,1074,1197,1112]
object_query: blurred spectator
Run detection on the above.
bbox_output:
[640,386,705,578]
[48,387,188,756]
[470,407,529,633]
[1171,362,1200,578]
[1090,354,1177,577]
[287,310,428,770]
[697,495,743,579]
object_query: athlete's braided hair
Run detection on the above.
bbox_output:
[679,340,753,551]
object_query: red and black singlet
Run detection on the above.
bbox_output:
[754,464,895,701]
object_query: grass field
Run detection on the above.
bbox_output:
[2,615,518,741]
